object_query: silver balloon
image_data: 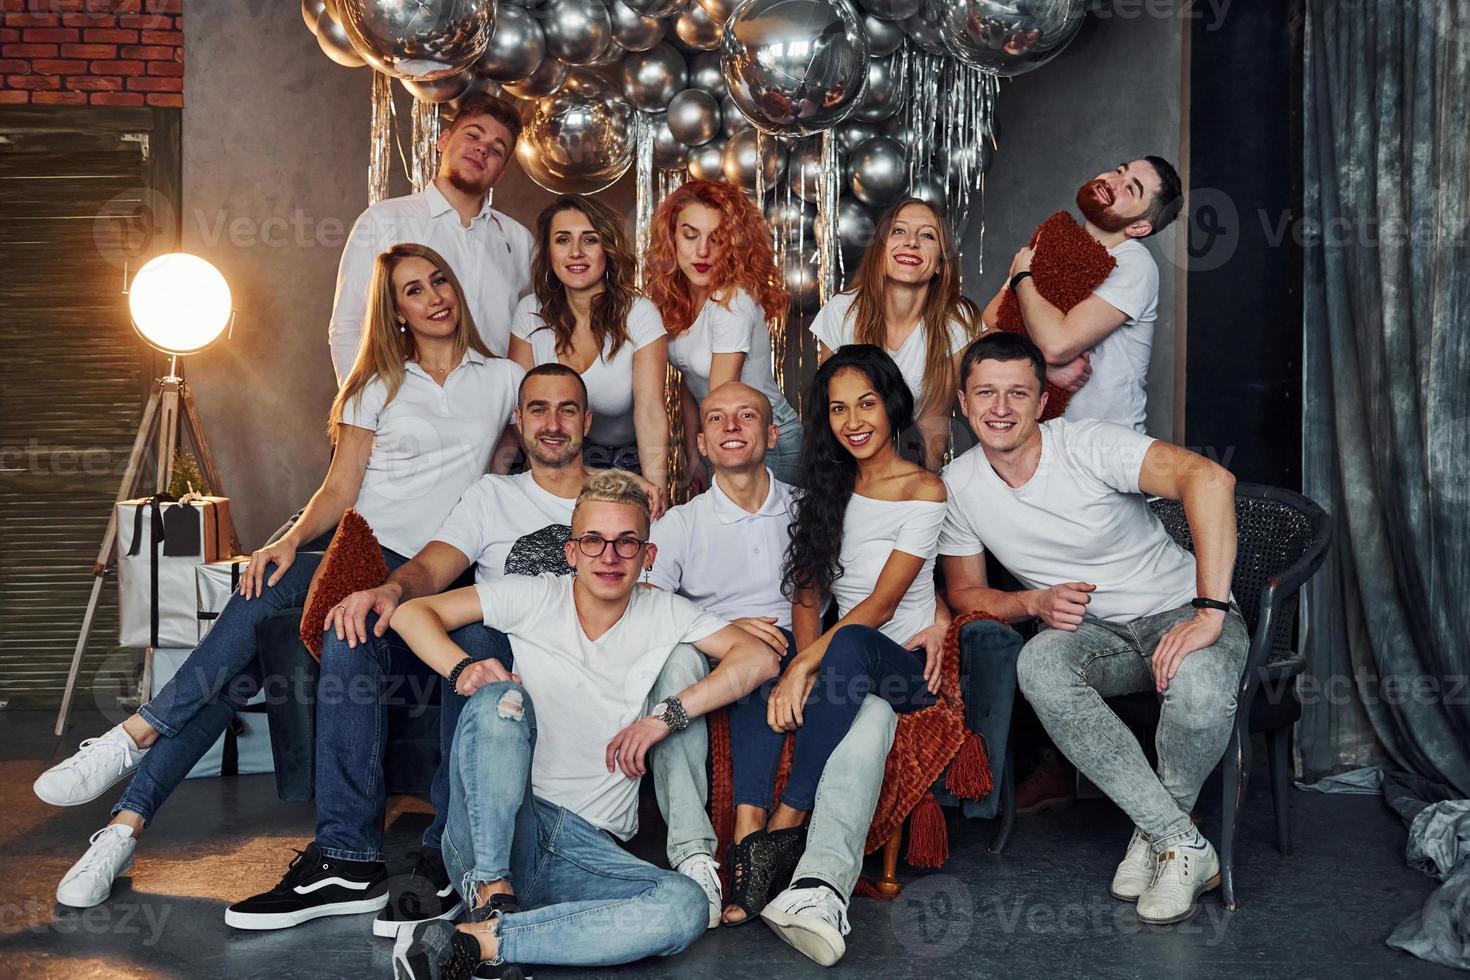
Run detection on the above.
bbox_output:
[848,135,907,206]
[401,69,472,103]
[931,0,1086,77]
[674,2,724,50]
[477,4,545,81]
[503,55,568,98]
[787,140,826,202]
[653,114,691,169]
[540,0,613,66]
[721,128,786,189]
[698,0,740,22]
[721,0,869,138]
[622,42,688,111]
[516,68,634,193]
[303,0,326,35]
[863,12,903,56]
[783,249,821,311]
[686,136,727,180]
[688,50,728,99]
[946,137,995,176]
[835,196,877,251]
[902,5,948,55]
[881,114,916,150]
[337,0,494,80]
[852,53,903,122]
[834,118,879,155]
[316,9,367,67]
[666,88,721,145]
[720,94,751,138]
[766,196,817,242]
[907,170,947,211]
[621,0,685,16]
[448,70,504,113]
[609,0,667,52]
[856,0,921,18]
[590,39,628,66]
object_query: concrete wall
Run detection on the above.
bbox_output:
[967,9,1187,440]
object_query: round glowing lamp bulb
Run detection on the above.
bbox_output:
[128,253,232,355]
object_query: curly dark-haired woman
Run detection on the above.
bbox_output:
[721,344,948,930]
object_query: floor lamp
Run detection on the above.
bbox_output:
[55,253,238,736]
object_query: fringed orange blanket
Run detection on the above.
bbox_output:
[993,210,1117,420]
[707,611,1005,891]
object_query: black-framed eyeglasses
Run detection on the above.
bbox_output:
[572,534,647,559]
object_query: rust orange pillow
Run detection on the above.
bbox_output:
[299,509,391,658]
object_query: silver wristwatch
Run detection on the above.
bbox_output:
[651,695,689,733]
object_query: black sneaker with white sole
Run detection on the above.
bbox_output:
[225,842,388,930]
[375,847,465,938]
[393,919,486,980]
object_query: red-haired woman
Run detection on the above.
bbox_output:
[808,198,980,469]
[645,179,801,492]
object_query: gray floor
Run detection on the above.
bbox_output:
[0,707,1451,980]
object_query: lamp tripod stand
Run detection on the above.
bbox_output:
[54,356,237,736]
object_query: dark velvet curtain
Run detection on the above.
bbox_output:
[1300,0,1470,792]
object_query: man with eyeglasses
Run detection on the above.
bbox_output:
[389,470,780,978]
[226,365,707,938]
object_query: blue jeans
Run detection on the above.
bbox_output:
[766,398,803,487]
[443,682,706,968]
[313,605,508,863]
[115,545,342,822]
[728,625,936,812]
[582,441,642,473]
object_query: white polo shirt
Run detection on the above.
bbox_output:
[510,295,668,448]
[339,351,523,559]
[649,471,795,628]
[1064,239,1159,432]
[666,288,792,415]
[329,183,534,382]
[808,290,972,408]
[431,470,577,582]
[938,418,1198,623]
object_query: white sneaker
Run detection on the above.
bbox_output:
[1109,827,1157,901]
[57,825,137,908]
[761,884,851,966]
[35,725,148,806]
[676,853,722,929]
[1136,837,1221,925]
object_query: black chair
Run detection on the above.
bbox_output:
[1106,483,1333,909]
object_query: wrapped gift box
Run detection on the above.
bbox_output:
[196,555,249,642]
[148,647,274,779]
[117,494,233,649]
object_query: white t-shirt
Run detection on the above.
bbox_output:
[666,288,792,413]
[475,573,728,839]
[431,471,576,582]
[649,472,795,629]
[832,494,945,646]
[938,418,1197,623]
[510,295,667,448]
[328,183,534,382]
[340,352,523,558]
[1064,238,1159,432]
[808,290,972,408]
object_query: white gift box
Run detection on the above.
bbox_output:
[148,647,275,780]
[117,494,232,649]
[196,555,249,642]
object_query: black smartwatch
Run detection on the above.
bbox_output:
[1191,597,1231,613]
[446,656,475,692]
[1009,270,1034,292]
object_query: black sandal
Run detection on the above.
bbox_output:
[764,825,809,898]
[723,831,777,927]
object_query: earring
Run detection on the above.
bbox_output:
[397,318,406,334]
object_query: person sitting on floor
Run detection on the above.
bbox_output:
[939,332,1247,925]
[719,345,948,932]
[389,470,781,979]
[647,380,900,966]
[34,243,522,914]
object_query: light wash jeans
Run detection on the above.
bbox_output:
[1016,601,1249,848]
[765,398,804,487]
[443,681,707,968]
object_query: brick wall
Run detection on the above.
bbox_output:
[0,0,182,107]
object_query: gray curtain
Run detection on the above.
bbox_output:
[1300,0,1470,792]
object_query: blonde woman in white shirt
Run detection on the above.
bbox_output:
[509,195,670,516]
[38,244,521,916]
[720,344,948,927]
[809,198,980,470]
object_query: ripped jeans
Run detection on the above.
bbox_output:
[442,681,707,967]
